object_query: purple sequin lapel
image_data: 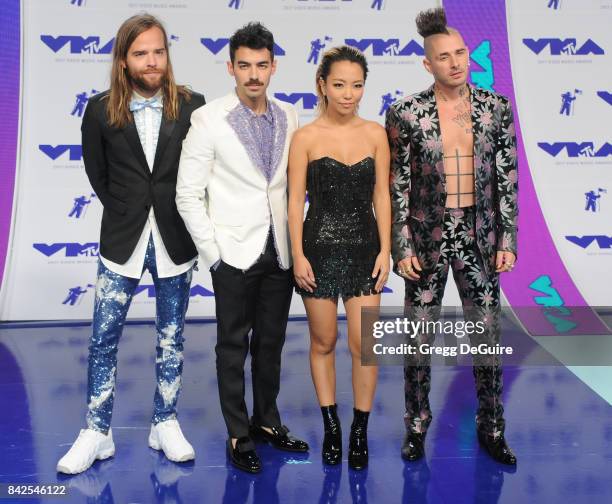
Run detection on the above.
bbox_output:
[226,100,288,182]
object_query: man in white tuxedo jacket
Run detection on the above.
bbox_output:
[176,22,308,474]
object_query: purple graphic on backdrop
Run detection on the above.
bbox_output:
[444,0,606,335]
[0,0,19,288]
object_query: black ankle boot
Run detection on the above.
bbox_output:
[321,404,342,465]
[348,408,369,470]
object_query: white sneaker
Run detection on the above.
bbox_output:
[148,419,195,462]
[56,428,115,474]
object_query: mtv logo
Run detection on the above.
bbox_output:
[33,242,100,257]
[522,38,604,56]
[566,235,612,249]
[40,35,114,54]
[344,38,423,56]
[538,142,612,158]
[200,38,285,56]
[274,92,318,110]
[39,144,83,161]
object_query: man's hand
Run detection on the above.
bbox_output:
[397,256,422,281]
[495,251,516,273]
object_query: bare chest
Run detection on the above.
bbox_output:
[437,98,474,157]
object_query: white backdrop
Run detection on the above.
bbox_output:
[507,0,612,307]
[0,0,610,321]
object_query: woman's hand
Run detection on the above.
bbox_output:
[294,255,317,293]
[372,251,391,293]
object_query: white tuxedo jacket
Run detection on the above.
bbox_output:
[176,91,299,270]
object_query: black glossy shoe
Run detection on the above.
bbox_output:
[477,431,517,465]
[321,404,342,465]
[401,431,426,461]
[227,437,261,474]
[250,423,309,453]
[348,408,369,470]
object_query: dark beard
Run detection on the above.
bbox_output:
[129,71,166,94]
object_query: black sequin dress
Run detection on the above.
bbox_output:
[296,156,380,299]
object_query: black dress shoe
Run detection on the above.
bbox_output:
[401,431,426,461]
[321,405,342,465]
[227,437,261,474]
[348,408,369,470]
[477,431,517,465]
[250,423,309,453]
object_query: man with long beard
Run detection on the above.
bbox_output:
[57,14,205,474]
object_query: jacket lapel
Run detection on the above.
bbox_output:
[268,100,287,183]
[123,120,150,176]
[226,102,266,180]
[152,112,177,175]
[469,85,487,181]
[424,85,445,178]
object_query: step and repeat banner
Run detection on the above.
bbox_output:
[0,0,610,321]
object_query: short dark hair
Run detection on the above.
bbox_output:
[415,7,449,38]
[229,22,275,63]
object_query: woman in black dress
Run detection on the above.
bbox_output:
[288,46,391,470]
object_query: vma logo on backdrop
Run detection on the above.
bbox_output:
[538,142,612,158]
[307,36,333,65]
[62,284,94,306]
[200,38,285,56]
[39,144,83,161]
[274,92,318,111]
[584,188,606,213]
[41,35,114,54]
[71,89,99,117]
[523,38,604,56]
[34,242,100,258]
[559,89,581,116]
[379,90,403,116]
[597,91,612,106]
[68,194,97,219]
[344,38,424,57]
[470,40,494,91]
[566,235,612,250]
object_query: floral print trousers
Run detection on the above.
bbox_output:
[403,206,505,439]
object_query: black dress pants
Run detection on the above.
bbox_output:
[211,232,293,439]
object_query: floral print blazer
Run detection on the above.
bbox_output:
[385,84,518,277]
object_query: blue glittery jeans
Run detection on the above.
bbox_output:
[86,237,193,433]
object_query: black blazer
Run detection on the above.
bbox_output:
[81,90,206,265]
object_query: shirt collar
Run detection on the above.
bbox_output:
[236,94,273,123]
[131,88,163,103]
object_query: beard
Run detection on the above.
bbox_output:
[128,69,166,94]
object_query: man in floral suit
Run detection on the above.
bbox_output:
[385,8,518,465]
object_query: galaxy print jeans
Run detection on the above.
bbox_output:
[86,238,192,433]
[403,207,506,439]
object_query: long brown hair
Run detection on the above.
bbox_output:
[105,13,191,128]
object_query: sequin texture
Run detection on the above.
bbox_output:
[296,156,380,299]
[86,237,192,433]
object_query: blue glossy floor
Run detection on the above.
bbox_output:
[1,318,611,504]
